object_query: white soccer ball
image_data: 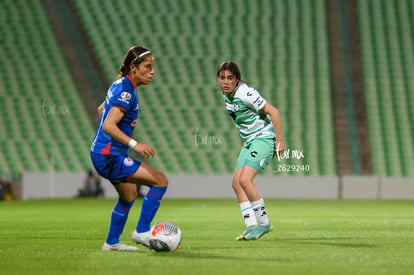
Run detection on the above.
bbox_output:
[149,221,182,252]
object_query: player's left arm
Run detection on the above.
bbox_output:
[261,103,284,154]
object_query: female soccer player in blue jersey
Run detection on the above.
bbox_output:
[217,61,285,241]
[90,46,168,251]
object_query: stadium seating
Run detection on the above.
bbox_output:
[2,0,412,177]
[73,0,335,175]
[358,0,414,176]
[0,0,95,177]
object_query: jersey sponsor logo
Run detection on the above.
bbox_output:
[123,157,134,167]
[119,92,131,104]
[253,96,262,104]
[130,118,137,127]
[253,96,264,107]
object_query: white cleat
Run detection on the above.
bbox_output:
[132,230,151,248]
[102,242,138,251]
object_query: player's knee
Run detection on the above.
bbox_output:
[124,197,136,204]
[119,191,137,202]
[238,176,252,189]
[156,172,168,187]
[232,179,242,191]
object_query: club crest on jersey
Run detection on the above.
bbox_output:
[123,157,134,166]
[119,92,131,103]
[233,102,241,111]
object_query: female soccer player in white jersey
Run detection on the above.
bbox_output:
[90,46,168,251]
[217,61,285,240]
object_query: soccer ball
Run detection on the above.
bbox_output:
[149,221,181,252]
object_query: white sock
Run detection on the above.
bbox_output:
[251,198,270,226]
[239,201,257,227]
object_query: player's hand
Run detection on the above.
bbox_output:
[274,140,285,157]
[134,143,156,159]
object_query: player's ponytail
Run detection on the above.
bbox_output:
[119,64,129,76]
[117,46,152,78]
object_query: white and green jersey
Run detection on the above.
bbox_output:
[223,83,275,142]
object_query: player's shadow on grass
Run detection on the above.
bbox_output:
[149,250,292,262]
[149,251,240,260]
[279,237,377,248]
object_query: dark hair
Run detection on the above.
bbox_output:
[216,61,242,81]
[119,46,152,77]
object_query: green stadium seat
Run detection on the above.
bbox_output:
[0,0,96,176]
[358,0,414,176]
[0,0,341,176]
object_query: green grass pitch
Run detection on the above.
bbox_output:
[1,198,413,274]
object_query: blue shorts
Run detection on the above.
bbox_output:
[90,152,141,185]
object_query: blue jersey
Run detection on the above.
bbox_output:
[91,75,139,156]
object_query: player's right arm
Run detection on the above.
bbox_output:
[102,107,155,158]
[97,102,104,116]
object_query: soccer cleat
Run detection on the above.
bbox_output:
[245,223,273,240]
[132,230,151,248]
[102,242,138,251]
[235,225,257,241]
